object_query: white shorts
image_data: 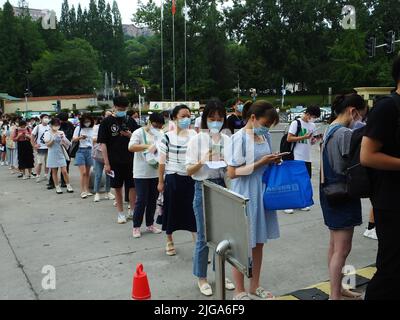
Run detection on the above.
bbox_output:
[36,150,48,165]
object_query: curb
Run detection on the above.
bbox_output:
[278,265,377,300]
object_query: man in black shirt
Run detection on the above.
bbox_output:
[361,56,400,300]
[226,100,245,134]
[97,96,140,224]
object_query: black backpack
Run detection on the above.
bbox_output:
[280,119,301,161]
[346,93,400,198]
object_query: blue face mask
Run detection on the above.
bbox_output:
[178,118,191,130]
[207,121,224,134]
[115,111,127,118]
[237,104,244,113]
[254,125,269,136]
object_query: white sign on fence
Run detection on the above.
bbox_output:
[149,101,200,111]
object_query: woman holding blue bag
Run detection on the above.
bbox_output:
[227,101,282,300]
[320,93,368,300]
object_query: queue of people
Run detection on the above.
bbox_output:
[1,56,399,301]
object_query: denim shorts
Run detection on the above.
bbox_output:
[75,148,93,167]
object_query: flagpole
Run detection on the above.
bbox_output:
[172,5,176,101]
[161,0,164,101]
[184,0,187,101]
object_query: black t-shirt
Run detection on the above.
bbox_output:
[60,121,75,141]
[227,114,245,134]
[364,94,400,210]
[97,116,140,166]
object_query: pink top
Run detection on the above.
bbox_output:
[12,127,31,142]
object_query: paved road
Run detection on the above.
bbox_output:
[0,134,377,300]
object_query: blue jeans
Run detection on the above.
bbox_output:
[193,178,225,279]
[133,178,159,228]
[93,160,110,193]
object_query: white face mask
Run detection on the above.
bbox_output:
[43,118,50,124]
[53,126,60,131]
[84,122,91,128]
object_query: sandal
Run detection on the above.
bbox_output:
[166,241,176,256]
[225,278,235,290]
[341,288,363,300]
[233,292,251,300]
[249,287,275,300]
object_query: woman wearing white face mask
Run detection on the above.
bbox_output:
[158,105,197,256]
[186,99,235,296]
[227,101,282,300]
[73,114,94,199]
[44,118,73,194]
[128,113,165,238]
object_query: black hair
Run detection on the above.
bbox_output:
[57,112,69,122]
[113,96,129,108]
[330,93,366,123]
[40,113,49,119]
[242,100,254,120]
[149,112,165,125]
[392,55,400,86]
[305,105,321,118]
[245,100,279,126]
[171,104,190,120]
[201,99,226,130]
[127,109,139,117]
[19,120,27,127]
[79,113,95,128]
[50,118,61,126]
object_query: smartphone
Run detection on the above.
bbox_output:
[106,170,115,178]
[276,152,291,157]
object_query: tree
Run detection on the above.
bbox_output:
[60,0,70,37]
[31,38,101,96]
[0,1,22,96]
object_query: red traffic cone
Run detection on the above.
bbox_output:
[132,264,151,300]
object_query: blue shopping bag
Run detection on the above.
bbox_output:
[262,160,314,211]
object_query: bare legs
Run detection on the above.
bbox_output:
[79,165,91,193]
[328,228,354,300]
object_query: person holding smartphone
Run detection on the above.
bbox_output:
[227,101,282,300]
[97,96,140,224]
[12,120,34,179]
[73,114,95,199]
[44,118,74,194]
[284,105,322,214]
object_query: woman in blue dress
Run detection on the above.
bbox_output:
[44,118,74,195]
[227,101,282,300]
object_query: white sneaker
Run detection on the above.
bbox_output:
[105,192,115,200]
[284,209,294,214]
[127,211,134,221]
[301,207,311,211]
[0,161,4,166]
[22,175,29,180]
[36,176,43,183]
[56,186,63,194]
[66,184,74,193]
[86,192,94,197]
[94,193,101,202]
[363,228,378,240]
[146,225,162,234]
[132,228,141,238]
[198,281,213,296]
[81,192,88,199]
[118,213,127,224]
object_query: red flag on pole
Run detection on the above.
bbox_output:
[172,0,176,15]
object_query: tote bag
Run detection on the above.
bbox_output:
[263,160,314,211]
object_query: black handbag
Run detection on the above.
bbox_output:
[322,182,351,206]
[68,127,81,158]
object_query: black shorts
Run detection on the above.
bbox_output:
[110,163,135,189]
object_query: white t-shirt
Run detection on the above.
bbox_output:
[73,126,94,148]
[186,132,231,181]
[194,117,202,130]
[32,124,50,150]
[129,127,160,179]
[159,130,197,176]
[92,124,100,140]
[288,119,316,162]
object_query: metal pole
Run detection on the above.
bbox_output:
[215,240,230,300]
[281,78,285,110]
[184,0,187,101]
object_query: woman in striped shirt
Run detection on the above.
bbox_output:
[158,105,197,256]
